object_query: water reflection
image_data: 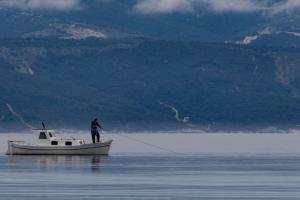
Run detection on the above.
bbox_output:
[91,156,102,172]
[7,155,111,172]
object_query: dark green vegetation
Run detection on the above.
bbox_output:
[1,37,300,130]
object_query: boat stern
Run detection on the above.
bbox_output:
[6,141,13,155]
[6,141,26,155]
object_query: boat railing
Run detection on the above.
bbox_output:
[8,140,25,143]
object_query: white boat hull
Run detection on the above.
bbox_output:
[6,140,113,155]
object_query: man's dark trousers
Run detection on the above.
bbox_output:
[91,130,100,143]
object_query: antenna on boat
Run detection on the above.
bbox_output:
[42,122,46,130]
[31,122,49,131]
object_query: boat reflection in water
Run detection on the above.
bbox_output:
[7,155,111,173]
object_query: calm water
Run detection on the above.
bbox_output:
[2,154,300,199]
[1,133,300,199]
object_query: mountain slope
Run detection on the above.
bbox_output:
[1,38,300,130]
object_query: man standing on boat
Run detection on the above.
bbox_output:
[91,118,102,143]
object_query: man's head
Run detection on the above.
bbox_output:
[94,118,98,122]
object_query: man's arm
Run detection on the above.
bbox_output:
[96,122,103,130]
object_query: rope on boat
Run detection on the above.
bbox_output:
[117,133,181,154]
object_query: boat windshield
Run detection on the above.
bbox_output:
[39,132,47,139]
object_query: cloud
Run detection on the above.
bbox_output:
[0,0,82,10]
[133,0,300,15]
[203,0,265,13]
[133,0,194,14]
[270,0,300,14]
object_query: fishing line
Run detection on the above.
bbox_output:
[116,133,181,154]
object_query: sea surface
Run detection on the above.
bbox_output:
[1,132,300,199]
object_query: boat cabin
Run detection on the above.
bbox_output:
[38,130,56,140]
[35,129,85,146]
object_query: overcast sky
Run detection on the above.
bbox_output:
[133,0,300,15]
[0,0,299,15]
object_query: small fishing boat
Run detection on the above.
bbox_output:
[6,129,112,155]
